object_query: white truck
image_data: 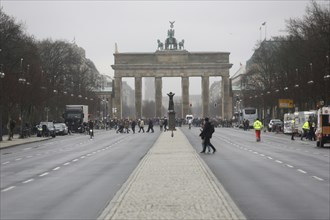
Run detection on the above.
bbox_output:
[63,105,89,132]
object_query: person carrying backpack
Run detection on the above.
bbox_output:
[199,117,216,154]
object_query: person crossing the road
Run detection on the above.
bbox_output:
[301,120,310,140]
[253,118,263,142]
[199,117,216,154]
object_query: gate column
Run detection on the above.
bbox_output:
[202,75,209,118]
[222,75,232,120]
[155,77,162,118]
[114,76,122,118]
[181,76,189,117]
[135,76,142,119]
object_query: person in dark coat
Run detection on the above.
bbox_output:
[131,119,136,134]
[146,119,154,133]
[199,117,216,154]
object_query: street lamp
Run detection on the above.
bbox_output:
[18,58,26,84]
[18,59,27,138]
[294,68,299,88]
[324,55,330,80]
[0,64,5,141]
[307,63,314,84]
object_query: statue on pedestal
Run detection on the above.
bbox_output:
[167,92,176,137]
[167,92,175,111]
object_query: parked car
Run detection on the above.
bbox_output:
[268,119,283,132]
[37,122,56,138]
[54,123,68,135]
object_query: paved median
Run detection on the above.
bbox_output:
[99,128,245,220]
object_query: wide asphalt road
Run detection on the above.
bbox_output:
[1,129,160,220]
[1,126,329,220]
[182,126,330,220]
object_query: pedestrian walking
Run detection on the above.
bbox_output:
[146,119,154,133]
[131,119,136,134]
[88,120,94,139]
[7,119,16,140]
[199,117,216,154]
[301,120,310,140]
[163,117,168,132]
[124,119,130,133]
[308,120,316,141]
[291,119,296,140]
[138,119,145,133]
[253,118,263,142]
[159,118,164,131]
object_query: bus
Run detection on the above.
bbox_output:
[238,107,258,128]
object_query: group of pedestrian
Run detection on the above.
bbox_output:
[114,118,161,134]
[300,119,316,141]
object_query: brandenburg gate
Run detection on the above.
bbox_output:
[111,22,233,119]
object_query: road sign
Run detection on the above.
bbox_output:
[278,99,294,108]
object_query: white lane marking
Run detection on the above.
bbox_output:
[267,156,273,160]
[23,147,32,150]
[26,155,33,158]
[259,154,265,157]
[72,159,79,162]
[80,156,86,159]
[297,169,307,174]
[312,176,324,181]
[285,164,294,168]
[2,161,10,165]
[15,158,22,161]
[53,167,61,171]
[253,152,259,154]
[275,160,283,164]
[39,172,49,177]
[2,186,16,192]
[63,162,70,166]
[23,179,34,184]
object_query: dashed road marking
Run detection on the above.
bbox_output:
[23,179,34,184]
[2,161,10,165]
[53,167,61,171]
[312,176,324,181]
[64,162,70,166]
[297,169,307,174]
[267,156,273,160]
[39,172,49,177]
[275,160,283,164]
[2,186,15,192]
[286,164,294,168]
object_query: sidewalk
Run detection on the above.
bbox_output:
[0,134,50,149]
[98,128,246,220]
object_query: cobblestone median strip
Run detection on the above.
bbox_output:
[99,128,245,220]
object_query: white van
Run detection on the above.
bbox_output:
[315,106,330,147]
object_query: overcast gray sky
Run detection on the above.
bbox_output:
[1,0,319,95]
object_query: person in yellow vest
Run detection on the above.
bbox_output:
[301,120,310,140]
[253,118,263,142]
